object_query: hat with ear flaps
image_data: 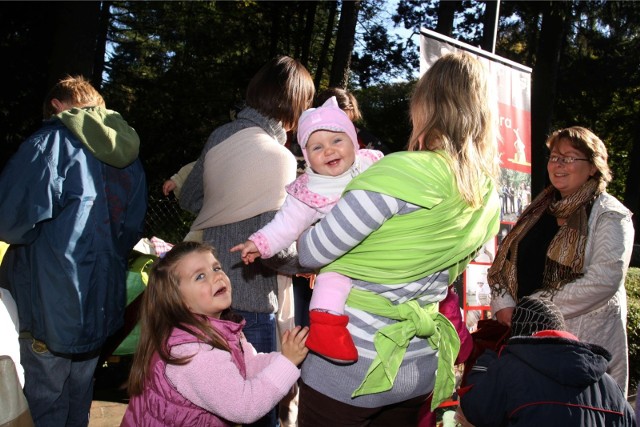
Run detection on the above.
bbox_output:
[297,96,359,164]
[511,296,566,337]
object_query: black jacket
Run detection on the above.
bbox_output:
[459,331,635,426]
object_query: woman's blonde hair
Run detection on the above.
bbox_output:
[546,126,611,190]
[43,75,105,119]
[408,52,500,207]
[127,241,239,396]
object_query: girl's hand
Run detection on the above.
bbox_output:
[280,326,309,366]
[230,240,261,264]
[494,307,514,327]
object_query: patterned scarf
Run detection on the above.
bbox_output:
[488,178,600,301]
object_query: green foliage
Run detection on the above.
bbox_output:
[350,0,418,87]
[354,80,416,152]
[393,0,487,47]
[627,267,640,393]
[101,1,368,187]
[0,3,59,170]
[495,1,639,225]
[551,1,640,201]
[104,1,275,187]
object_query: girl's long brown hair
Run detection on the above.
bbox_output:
[408,52,500,208]
[127,241,239,396]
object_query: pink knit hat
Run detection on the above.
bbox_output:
[297,96,359,164]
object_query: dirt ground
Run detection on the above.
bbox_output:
[90,357,130,426]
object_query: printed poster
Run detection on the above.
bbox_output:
[419,28,532,325]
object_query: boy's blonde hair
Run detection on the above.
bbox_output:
[43,75,105,119]
[408,52,500,208]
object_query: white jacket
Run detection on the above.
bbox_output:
[491,192,635,395]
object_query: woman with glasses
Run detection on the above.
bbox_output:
[488,126,635,396]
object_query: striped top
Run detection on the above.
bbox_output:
[298,189,449,407]
[297,151,500,408]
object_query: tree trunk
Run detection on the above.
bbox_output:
[300,2,317,67]
[294,2,305,59]
[314,1,338,89]
[269,4,280,58]
[329,0,361,88]
[435,0,460,36]
[93,1,112,89]
[530,1,570,197]
[47,2,103,89]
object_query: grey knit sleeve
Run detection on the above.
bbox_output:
[260,242,315,275]
[179,155,205,214]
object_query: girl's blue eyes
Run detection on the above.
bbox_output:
[195,267,222,280]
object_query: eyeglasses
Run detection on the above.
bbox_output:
[547,155,591,164]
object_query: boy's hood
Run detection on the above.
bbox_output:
[56,106,140,168]
[506,336,611,388]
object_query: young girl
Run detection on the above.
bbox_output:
[122,241,309,426]
[231,96,384,362]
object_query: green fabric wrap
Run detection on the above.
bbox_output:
[347,288,460,410]
[321,151,500,284]
[322,151,498,407]
[56,106,140,168]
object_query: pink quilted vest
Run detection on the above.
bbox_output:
[121,318,246,426]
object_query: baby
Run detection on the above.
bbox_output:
[232,96,383,362]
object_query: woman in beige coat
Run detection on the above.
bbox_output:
[489,126,635,396]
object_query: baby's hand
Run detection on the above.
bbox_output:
[280,326,309,366]
[230,240,261,264]
[162,179,177,196]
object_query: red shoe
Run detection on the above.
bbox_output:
[306,311,358,363]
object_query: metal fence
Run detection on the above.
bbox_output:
[143,195,195,245]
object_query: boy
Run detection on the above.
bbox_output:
[0,76,147,425]
[458,297,635,426]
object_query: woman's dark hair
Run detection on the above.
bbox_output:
[315,87,362,122]
[245,56,315,132]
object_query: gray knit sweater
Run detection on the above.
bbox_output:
[180,108,302,313]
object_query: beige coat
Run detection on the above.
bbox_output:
[491,192,635,396]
